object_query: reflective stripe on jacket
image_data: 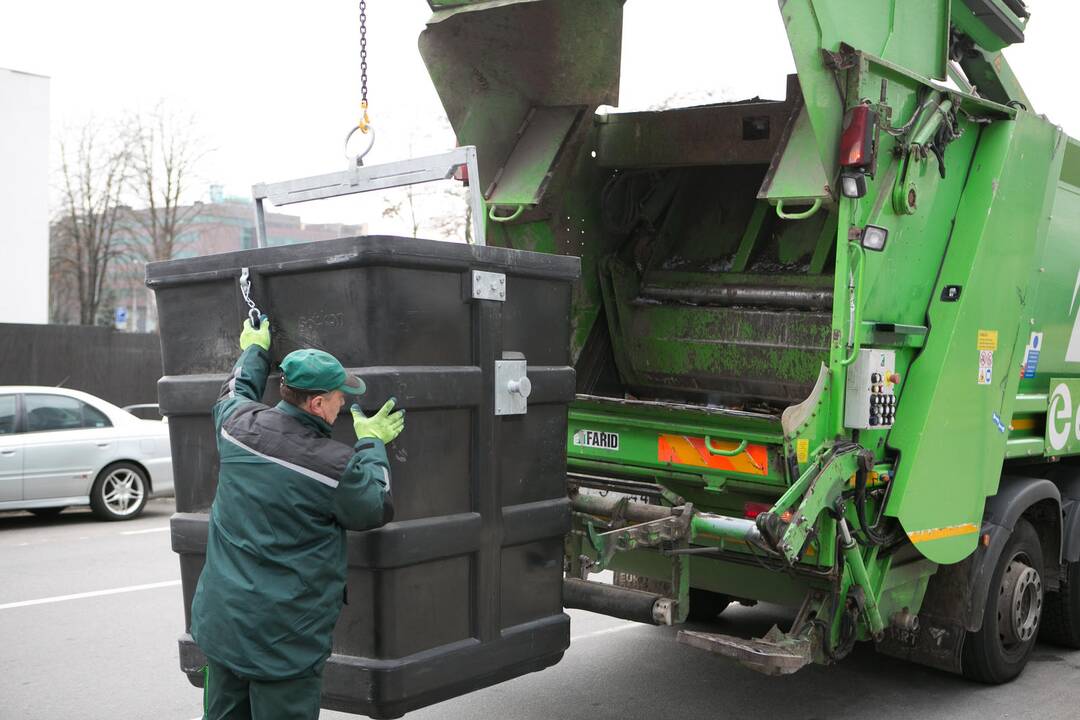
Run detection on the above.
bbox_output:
[191,345,393,679]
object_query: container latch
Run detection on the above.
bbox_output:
[495,352,530,416]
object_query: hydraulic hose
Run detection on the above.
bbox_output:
[854,458,898,547]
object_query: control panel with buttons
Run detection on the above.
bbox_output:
[844,348,900,430]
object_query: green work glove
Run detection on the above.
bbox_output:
[239,315,271,351]
[351,399,405,445]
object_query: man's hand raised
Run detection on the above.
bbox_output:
[351,399,405,444]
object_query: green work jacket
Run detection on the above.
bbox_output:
[190,345,393,679]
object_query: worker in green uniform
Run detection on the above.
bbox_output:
[190,316,404,720]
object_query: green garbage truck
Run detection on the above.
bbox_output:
[417,0,1080,684]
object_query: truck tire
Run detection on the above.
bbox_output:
[1040,561,1080,648]
[962,519,1044,684]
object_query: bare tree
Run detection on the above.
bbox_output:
[126,104,208,263]
[51,121,132,325]
[377,115,478,241]
[431,184,471,243]
[380,183,423,239]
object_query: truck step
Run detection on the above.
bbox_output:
[677,625,812,676]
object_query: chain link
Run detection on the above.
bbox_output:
[239,267,262,326]
[359,0,368,106]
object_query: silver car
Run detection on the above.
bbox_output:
[0,387,173,520]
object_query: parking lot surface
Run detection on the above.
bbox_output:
[3,499,1080,719]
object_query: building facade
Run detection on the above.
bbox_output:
[54,196,366,331]
[0,68,50,323]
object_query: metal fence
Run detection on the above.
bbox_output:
[0,324,162,409]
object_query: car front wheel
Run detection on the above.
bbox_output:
[90,462,149,521]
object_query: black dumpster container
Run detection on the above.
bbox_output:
[147,235,580,718]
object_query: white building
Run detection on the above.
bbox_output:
[0,68,49,324]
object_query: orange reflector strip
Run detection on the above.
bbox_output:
[907,523,979,544]
[657,435,769,476]
[1009,418,1036,431]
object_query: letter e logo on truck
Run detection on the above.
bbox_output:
[1048,382,1076,452]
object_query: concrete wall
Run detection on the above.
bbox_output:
[0,69,50,324]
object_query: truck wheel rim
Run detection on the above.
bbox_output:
[102,469,145,516]
[997,558,1042,648]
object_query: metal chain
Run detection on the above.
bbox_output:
[239,267,261,326]
[359,1,368,107]
[345,1,374,160]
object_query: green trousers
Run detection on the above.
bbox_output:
[203,659,323,720]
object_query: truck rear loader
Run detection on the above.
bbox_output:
[418,0,1080,684]
[151,0,1080,715]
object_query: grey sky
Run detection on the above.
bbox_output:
[1,1,1076,234]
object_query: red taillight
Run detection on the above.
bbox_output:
[839,105,877,168]
[453,164,469,186]
[744,502,772,520]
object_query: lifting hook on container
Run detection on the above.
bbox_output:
[239,267,263,328]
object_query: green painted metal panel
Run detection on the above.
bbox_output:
[758,102,832,205]
[1013,393,1047,413]
[420,0,623,189]
[886,113,1064,564]
[781,0,950,181]
[486,106,581,207]
[1016,141,1080,405]
[420,0,1079,645]
[601,255,833,406]
[951,0,1028,53]
[1005,437,1045,460]
[567,399,785,490]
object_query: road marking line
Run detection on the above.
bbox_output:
[0,580,181,611]
[121,526,171,535]
[571,623,640,642]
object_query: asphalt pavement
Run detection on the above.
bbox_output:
[3,499,1080,720]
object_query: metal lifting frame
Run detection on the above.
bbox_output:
[251,146,486,248]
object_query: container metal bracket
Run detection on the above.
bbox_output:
[471,270,506,302]
[495,352,530,416]
[251,145,486,248]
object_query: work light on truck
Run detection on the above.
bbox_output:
[861,225,889,252]
[841,172,868,198]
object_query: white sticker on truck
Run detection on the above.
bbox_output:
[978,350,993,385]
[574,429,620,451]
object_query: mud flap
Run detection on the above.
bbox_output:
[874,614,965,675]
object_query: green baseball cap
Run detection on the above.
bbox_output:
[280,349,366,395]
